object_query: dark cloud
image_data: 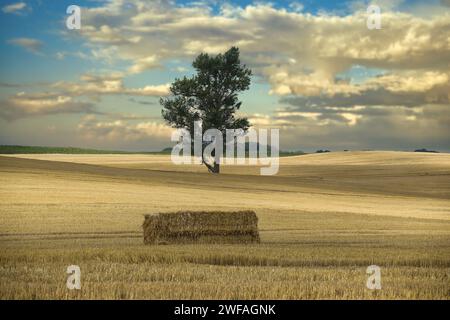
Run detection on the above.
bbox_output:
[281,86,449,111]
[276,104,450,152]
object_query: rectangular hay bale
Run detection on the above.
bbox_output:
[143,211,260,244]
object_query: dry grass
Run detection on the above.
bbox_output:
[0,151,449,299]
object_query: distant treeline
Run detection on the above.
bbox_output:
[414,148,439,153]
[0,145,305,157]
[0,145,169,155]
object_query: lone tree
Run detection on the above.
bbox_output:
[161,47,252,174]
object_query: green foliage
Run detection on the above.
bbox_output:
[279,150,306,157]
[161,47,251,136]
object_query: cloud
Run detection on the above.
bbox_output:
[55,52,66,60]
[0,92,95,120]
[275,70,450,133]
[173,66,189,73]
[106,112,160,121]
[289,2,304,13]
[76,2,450,74]
[0,73,169,121]
[247,104,450,151]
[126,84,171,96]
[77,115,172,142]
[280,73,450,110]
[8,37,42,54]
[51,73,170,97]
[128,55,160,74]
[2,2,29,14]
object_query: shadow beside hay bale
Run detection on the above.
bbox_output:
[143,211,260,245]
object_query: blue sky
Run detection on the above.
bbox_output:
[1,0,449,151]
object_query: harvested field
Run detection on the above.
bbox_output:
[0,151,449,299]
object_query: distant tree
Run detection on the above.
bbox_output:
[161,47,252,173]
[414,148,438,153]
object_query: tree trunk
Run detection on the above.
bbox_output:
[203,160,220,174]
[201,144,220,174]
[213,162,220,174]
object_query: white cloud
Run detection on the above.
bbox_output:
[289,2,304,13]
[128,55,160,74]
[51,73,170,97]
[126,84,171,96]
[73,1,450,94]
[77,115,172,142]
[2,2,28,14]
[8,37,42,54]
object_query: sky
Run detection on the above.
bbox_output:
[0,0,449,152]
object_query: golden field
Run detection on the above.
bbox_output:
[0,151,449,299]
